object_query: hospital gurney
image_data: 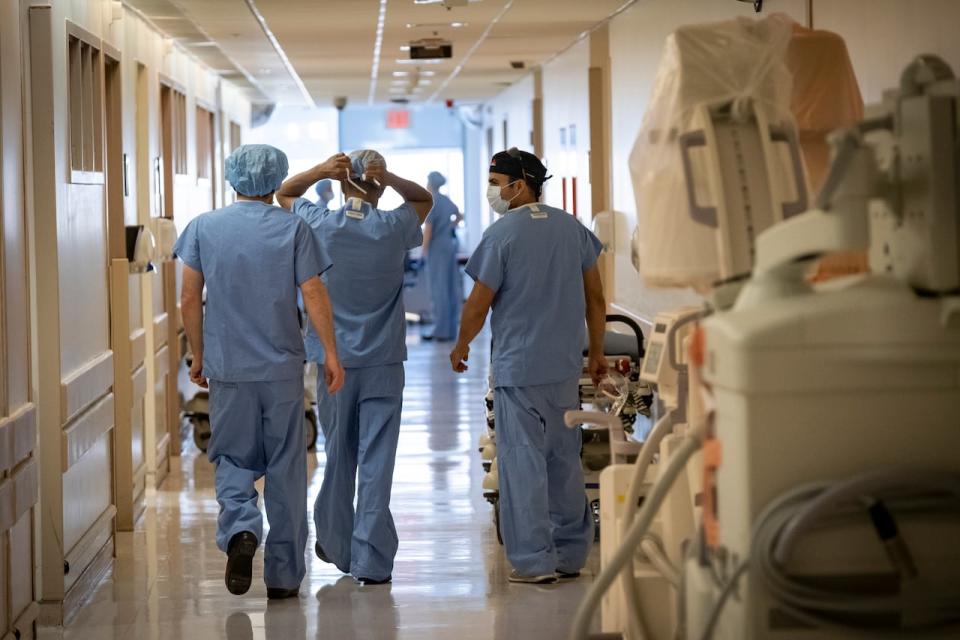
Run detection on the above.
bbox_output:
[479,315,652,545]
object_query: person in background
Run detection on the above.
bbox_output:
[277,149,432,585]
[175,144,347,599]
[421,171,463,342]
[450,148,607,584]
[315,178,335,208]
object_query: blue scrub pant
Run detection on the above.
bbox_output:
[426,240,462,341]
[494,378,593,576]
[207,376,307,589]
[314,364,404,581]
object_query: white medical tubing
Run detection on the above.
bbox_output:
[639,537,681,589]
[568,434,702,640]
[620,410,676,639]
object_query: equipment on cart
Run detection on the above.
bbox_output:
[568,43,960,640]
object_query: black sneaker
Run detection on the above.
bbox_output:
[225,531,258,595]
[354,575,392,585]
[266,587,300,599]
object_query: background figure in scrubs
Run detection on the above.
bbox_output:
[450,148,608,585]
[421,171,463,342]
[315,178,335,208]
[175,144,348,600]
[278,149,433,585]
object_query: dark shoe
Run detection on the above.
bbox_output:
[354,575,392,585]
[508,569,557,584]
[557,570,581,580]
[225,531,258,595]
[266,587,300,599]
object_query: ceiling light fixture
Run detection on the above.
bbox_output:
[406,22,468,28]
[243,0,314,105]
[400,45,411,51]
[396,58,443,65]
[427,0,515,103]
[392,70,410,77]
[368,0,390,105]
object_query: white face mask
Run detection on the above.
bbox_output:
[486,181,520,215]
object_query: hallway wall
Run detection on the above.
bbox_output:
[15,0,251,628]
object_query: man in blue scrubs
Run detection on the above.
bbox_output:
[278,149,433,585]
[176,144,348,599]
[422,171,463,342]
[450,148,608,584]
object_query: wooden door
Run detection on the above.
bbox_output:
[30,10,117,621]
[0,2,40,636]
[105,52,146,531]
[156,82,183,468]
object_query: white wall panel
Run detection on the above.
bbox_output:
[541,40,591,220]
[812,0,960,103]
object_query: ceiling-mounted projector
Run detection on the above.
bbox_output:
[410,38,453,60]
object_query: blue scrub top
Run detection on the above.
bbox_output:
[426,193,459,249]
[293,197,423,368]
[173,200,332,382]
[466,203,603,388]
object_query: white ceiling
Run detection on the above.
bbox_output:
[125,0,632,106]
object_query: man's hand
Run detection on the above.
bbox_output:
[190,356,208,389]
[587,351,608,387]
[318,153,352,181]
[450,341,470,373]
[324,354,345,394]
[362,160,388,186]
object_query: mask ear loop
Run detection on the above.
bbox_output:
[346,172,368,195]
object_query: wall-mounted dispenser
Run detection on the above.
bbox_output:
[147,218,178,262]
[125,225,155,273]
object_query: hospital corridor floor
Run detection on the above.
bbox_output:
[48,333,600,639]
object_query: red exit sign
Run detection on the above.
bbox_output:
[386,109,411,129]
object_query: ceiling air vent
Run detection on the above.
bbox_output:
[510,61,525,69]
[390,97,411,105]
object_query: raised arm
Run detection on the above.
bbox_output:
[583,265,608,386]
[181,265,207,388]
[277,153,352,210]
[300,276,345,394]
[449,281,495,373]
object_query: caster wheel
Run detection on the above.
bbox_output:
[192,417,211,453]
[493,497,504,546]
[304,410,319,451]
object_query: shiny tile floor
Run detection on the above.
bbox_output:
[53,333,600,639]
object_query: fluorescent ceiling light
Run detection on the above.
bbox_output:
[368,0,389,105]
[392,70,410,77]
[400,45,411,51]
[396,58,443,65]
[406,22,468,28]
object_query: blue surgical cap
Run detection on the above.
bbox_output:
[225,144,289,197]
[427,171,446,190]
[349,149,385,180]
[315,179,333,197]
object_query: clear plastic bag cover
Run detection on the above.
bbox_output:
[629,14,798,291]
